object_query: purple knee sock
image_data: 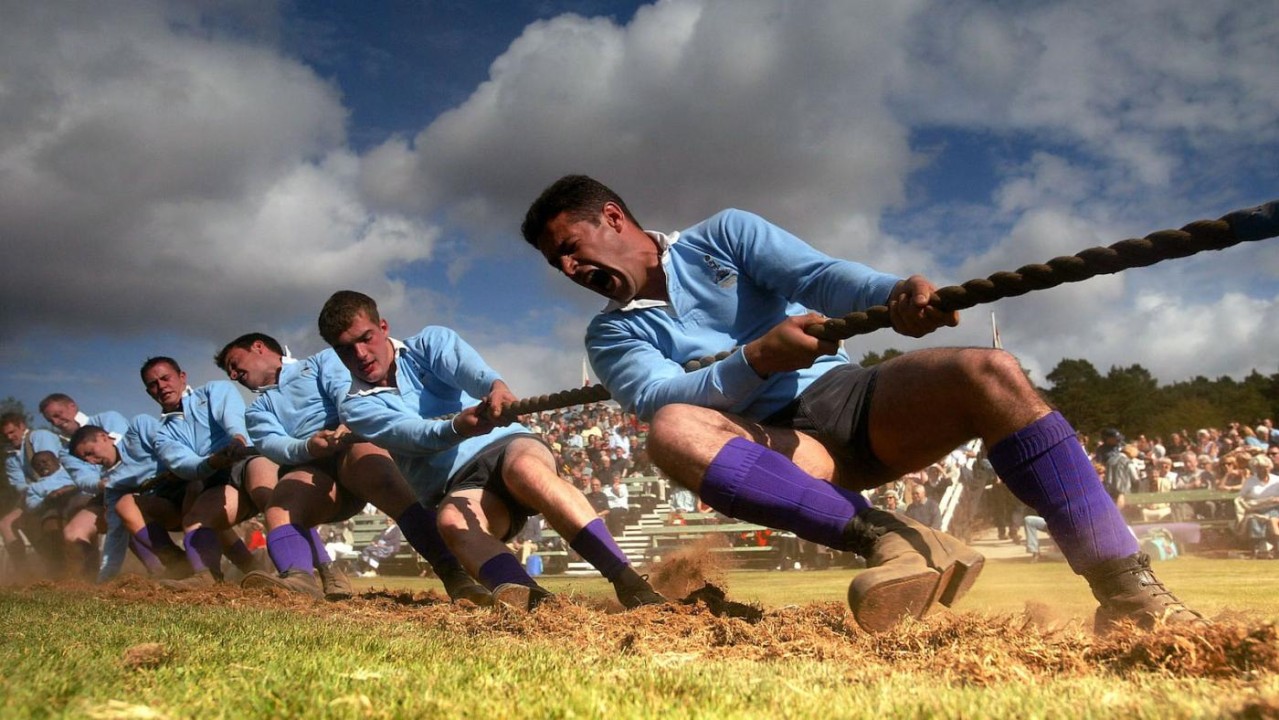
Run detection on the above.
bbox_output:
[987,412,1138,574]
[267,525,314,574]
[701,437,871,550]
[396,503,461,570]
[224,537,254,572]
[144,524,183,561]
[184,528,222,574]
[476,552,535,590]
[568,518,629,581]
[130,531,165,574]
[308,528,332,566]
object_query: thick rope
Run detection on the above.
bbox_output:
[504,199,1278,417]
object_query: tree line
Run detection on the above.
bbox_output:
[860,350,1279,439]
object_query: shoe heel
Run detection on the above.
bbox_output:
[938,553,984,607]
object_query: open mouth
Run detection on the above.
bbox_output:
[586,269,611,293]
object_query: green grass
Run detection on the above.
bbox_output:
[1,557,1277,719]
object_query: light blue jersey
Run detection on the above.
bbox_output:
[340,327,527,504]
[99,414,172,582]
[23,466,78,510]
[58,410,130,492]
[246,350,351,466]
[586,209,900,421]
[155,381,251,482]
[4,427,64,496]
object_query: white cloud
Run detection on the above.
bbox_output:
[0,1,434,343]
[361,0,925,253]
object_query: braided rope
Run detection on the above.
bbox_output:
[505,200,1278,416]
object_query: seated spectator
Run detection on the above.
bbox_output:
[1104,444,1141,500]
[602,477,629,535]
[508,515,543,569]
[880,492,901,513]
[1217,452,1249,493]
[585,477,611,525]
[668,484,697,514]
[903,484,941,530]
[1238,455,1279,559]
[1243,425,1267,450]
[355,516,403,577]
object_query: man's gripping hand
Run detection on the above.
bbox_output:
[742,312,839,378]
[481,380,518,426]
[450,404,498,438]
[306,428,352,458]
[887,275,959,338]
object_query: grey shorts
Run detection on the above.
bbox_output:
[763,363,895,491]
[444,433,544,542]
[140,475,191,510]
[203,455,264,492]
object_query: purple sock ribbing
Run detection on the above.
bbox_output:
[567,518,629,582]
[987,412,1138,574]
[145,523,183,560]
[308,527,332,565]
[131,529,165,573]
[397,503,460,570]
[476,552,535,591]
[267,525,314,574]
[184,528,221,574]
[700,437,870,550]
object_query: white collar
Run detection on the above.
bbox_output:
[348,338,408,397]
[254,355,300,394]
[602,230,679,313]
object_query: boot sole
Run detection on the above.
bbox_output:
[848,567,944,633]
[240,571,324,600]
[936,551,984,607]
[493,583,533,611]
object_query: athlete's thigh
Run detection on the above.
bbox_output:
[438,487,511,539]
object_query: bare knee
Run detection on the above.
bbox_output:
[649,404,738,460]
[435,499,482,542]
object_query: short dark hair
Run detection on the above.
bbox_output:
[140,356,183,381]
[38,393,75,413]
[0,412,26,429]
[520,175,640,248]
[69,424,108,453]
[214,333,284,371]
[318,291,381,345]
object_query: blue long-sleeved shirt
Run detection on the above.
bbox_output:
[586,209,901,421]
[154,381,251,482]
[339,327,527,504]
[98,414,173,582]
[57,410,131,492]
[246,350,351,466]
[5,428,64,496]
[24,467,78,510]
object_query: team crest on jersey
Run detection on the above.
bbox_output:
[702,254,737,288]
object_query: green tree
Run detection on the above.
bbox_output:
[858,348,903,367]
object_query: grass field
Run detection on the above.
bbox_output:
[2,556,1277,719]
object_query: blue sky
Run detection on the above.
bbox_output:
[1,0,1276,425]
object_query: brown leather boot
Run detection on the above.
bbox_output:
[316,562,354,601]
[1084,552,1205,634]
[844,508,985,633]
[241,569,324,600]
[437,564,494,606]
[492,582,552,612]
[158,569,218,590]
